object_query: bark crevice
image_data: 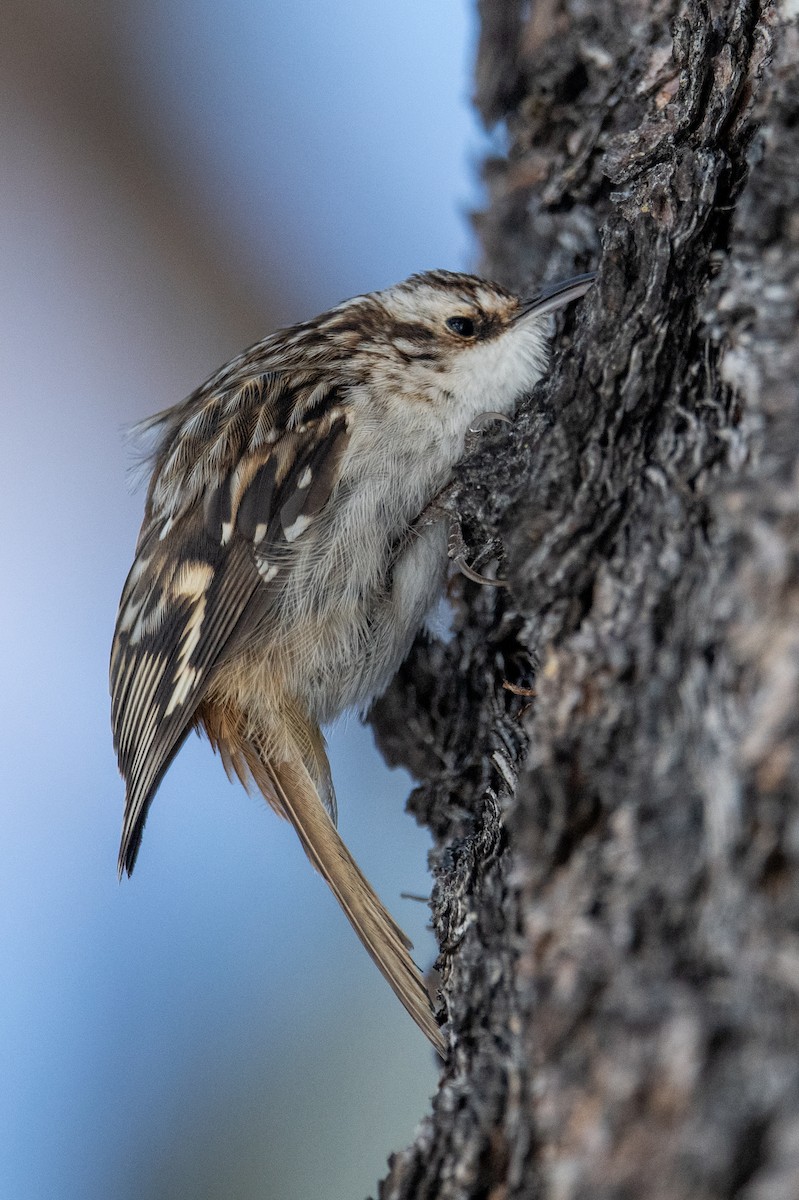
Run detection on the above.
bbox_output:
[373,4,798,1198]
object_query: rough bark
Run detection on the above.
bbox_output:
[372,2,799,1197]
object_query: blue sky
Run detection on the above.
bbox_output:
[0,4,483,1198]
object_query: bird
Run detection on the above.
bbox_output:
[110,267,594,1055]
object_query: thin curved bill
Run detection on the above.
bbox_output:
[515,271,596,320]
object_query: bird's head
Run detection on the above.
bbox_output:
[324,269,594,432]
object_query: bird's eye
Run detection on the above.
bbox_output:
[446,315,476,338]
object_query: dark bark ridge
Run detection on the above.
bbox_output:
[373,3,799,1198]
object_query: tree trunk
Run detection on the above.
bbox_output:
[372,2,799,1197]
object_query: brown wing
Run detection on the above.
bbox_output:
[110,393,352,876]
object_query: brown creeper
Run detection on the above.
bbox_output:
[110,268,594,1054]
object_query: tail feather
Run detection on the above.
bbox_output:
[253,752,445,1056]
[202,703,445,1055]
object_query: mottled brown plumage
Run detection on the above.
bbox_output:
[110,269,593,1053]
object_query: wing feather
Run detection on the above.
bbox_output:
[111,382,353,874]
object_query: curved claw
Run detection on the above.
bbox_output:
[454,556,508,588]
[468,411,513,434]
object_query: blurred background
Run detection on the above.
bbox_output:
[0,2,484,1197]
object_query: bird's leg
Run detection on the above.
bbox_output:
[414,409,513,588]
[446,516,508,588]
[463,409,512,454]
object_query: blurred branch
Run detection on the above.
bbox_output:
[0,0,286,345]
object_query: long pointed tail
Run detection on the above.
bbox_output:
[203,703,445,1055]
[261,753,445,1055]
